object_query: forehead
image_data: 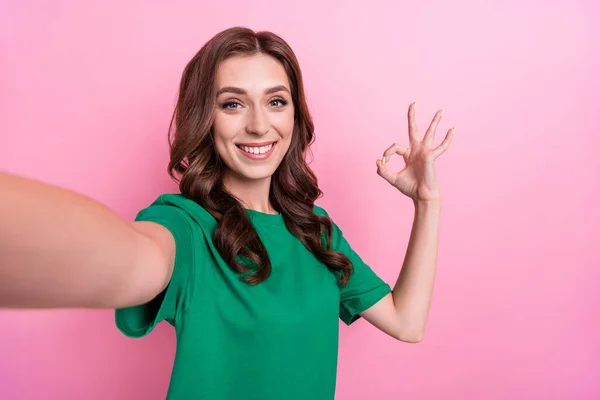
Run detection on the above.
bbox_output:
[215,54,290,92]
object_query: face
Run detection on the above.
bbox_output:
[212,53,295,182]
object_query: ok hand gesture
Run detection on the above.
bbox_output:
[376,103,454,203]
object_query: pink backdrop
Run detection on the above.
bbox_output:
[1,1,599,399]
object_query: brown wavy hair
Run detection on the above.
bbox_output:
[167,27,352,286]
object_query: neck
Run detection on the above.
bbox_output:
[222,172,277,214]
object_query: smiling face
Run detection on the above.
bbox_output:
[212,53,295,183]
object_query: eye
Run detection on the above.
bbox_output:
[221,101,242,110]
[269,98,288,107]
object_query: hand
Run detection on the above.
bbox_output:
[376,102,454,203]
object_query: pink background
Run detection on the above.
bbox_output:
[1,1,599,399]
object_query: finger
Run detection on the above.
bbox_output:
[376,158,396,184]
[382,143,409,164]
[407,102,419,145]
[423,109,444,147]
[433,128,455,159]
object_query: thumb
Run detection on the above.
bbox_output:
[376,158,396,185]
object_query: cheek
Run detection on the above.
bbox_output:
[213,139,228,161]
[211,132,233,165]
[212,116,237,151]
[274,111,295,140]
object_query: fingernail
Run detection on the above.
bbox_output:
[382,156,386,165]
[441,109,445,116]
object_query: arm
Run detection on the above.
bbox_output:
[360,103,454,343]
[360,200,441,343]
[0,172,175,309]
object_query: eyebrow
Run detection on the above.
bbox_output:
[216,85,290,97]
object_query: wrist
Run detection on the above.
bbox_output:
[413,198,442,209]
[413,200,442,217]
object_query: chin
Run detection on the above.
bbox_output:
[234,165,278,181]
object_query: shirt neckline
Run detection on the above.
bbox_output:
[245,209,284,226]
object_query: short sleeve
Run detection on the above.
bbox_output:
[114,202,195,338]
[315,206,392,326]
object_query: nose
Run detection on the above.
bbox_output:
[245,106,269,136]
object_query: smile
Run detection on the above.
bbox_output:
[236,142,277,160]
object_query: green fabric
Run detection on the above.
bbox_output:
[115,194,391,400]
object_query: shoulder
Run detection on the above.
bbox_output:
[312,204,343,241]
[136,193,218,233]
[134,194,215,283]
[312,204,331,218]
[145,193,199,210]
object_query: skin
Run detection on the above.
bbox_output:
[213,54,295,214]
[211,54,455,343]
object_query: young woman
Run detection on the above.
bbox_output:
[0,27,453,399]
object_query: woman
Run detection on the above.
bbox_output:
[0,27,453,399]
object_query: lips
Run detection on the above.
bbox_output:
[236,141,277,160]
[235,140,277,147]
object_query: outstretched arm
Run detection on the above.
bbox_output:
[0,172,175,309]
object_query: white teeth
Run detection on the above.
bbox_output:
[239,143,273,155]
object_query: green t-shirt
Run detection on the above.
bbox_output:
[115,194,391,400]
